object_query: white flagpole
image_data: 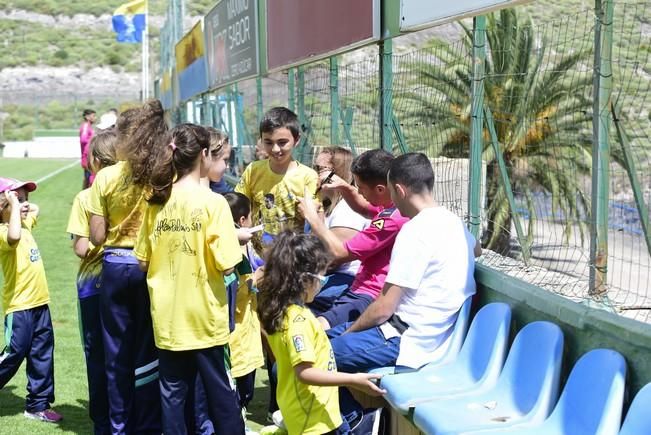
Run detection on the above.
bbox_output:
[141,0,149,101]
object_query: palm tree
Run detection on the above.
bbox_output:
[399,9,594,255]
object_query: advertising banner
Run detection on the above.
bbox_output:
[204,0,259,89]
[175,21,210,102]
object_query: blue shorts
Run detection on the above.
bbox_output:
[318,290,373,328]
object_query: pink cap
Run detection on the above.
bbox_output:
[0,177,37,194]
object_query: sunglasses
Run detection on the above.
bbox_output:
[305,272,329,287]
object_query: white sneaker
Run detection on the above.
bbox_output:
[271,410,286,430]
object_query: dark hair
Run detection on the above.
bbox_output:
[223,192,251,223]
[388,153,435,194]
[259,107,300,140]
[83,109,96,119]
[122,99,169,187]
[148,123,211,204]
[351,149,394,186]
[257,232,331,333]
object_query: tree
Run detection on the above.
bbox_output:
[402,8,594,255]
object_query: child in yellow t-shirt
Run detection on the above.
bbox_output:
[66,130,118,434]
[0,178,62,423]
[135,123,245,434]
[235,107,319,250]
[258,232,385,435]
[223,192,265,411]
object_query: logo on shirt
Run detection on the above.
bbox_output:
[328,349,336,372]
[29,248,41,262]
[293,315,306,323]
[292,335,306,352]
[370,219,385,231]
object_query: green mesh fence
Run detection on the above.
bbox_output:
[200,0,651,323]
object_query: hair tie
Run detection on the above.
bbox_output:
[169,141,177,151]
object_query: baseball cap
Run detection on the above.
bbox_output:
[0,177,37,194]
[97,112,117,130]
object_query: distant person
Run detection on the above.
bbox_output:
[66,131,119,434]
[0,177,63,423]
[80,109,96,188]
[254,138,268,160]
[96,112,117,131]
[204,128,234,194]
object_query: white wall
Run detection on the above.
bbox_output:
[2,136,80,158]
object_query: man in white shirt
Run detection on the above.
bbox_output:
[328,152,481,372]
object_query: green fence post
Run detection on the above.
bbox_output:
[484,106,530,265]
[469,16,487,238]
[340,107,357,156]
[256,77,263,126]
[391,115,409,154]
[296,66,310,161]
[589,0,614,296]
[226,87,235,142]
[330,56,340,145]
[611,101,651,258]
[203,93,213,126]
[379,38,393,151]
[288,68,296,112]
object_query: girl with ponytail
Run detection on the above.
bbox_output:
[135,123,245,434]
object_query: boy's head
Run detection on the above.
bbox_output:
[259,107,300,168]
[387,153,435,216]
[0,178,37,222]
[223,192,252,228]
[83,109,96,123]
[350,149,394,207]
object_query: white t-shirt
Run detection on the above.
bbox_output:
[384,206,476,368]
[325,199,370,276]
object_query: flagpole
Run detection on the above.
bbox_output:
[141,0,149,101]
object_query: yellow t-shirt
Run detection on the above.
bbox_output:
[87,161,147,248]
[66,188,103,299]
[235,160,318,239]
[266,304,342,435]
[134,185,242,351]
[0,213,49,314]
[229,258,264,378]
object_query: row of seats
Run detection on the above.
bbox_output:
[377,301,651,435]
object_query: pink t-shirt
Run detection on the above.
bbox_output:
[344,205,409,299]
[79,121,94,169]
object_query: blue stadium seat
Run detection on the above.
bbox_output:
[618,383,651,435]
[412,321,564,434]
[470,348,627,435]
[381,302,511,414]
[370,296,474,377]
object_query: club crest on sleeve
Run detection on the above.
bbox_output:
[371,219,385,231]
[293,314,306,323]
[292,335,306,352]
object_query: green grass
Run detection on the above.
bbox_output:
[0,159,270,433]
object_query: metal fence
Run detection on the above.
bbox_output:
[178,0,651,323]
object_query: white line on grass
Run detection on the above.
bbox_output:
[35,159,81,184]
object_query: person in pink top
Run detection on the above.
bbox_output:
[300,149,409,330]
[79,109,96,188]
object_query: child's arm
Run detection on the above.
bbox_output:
[72,235,90,259]
[5,191,22,246]
[320,175,375,219]
[89,214,108,246]
[294,362,385,397]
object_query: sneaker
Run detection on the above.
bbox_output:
[259,425,287,435]
[271,410,286,430]
[245,426,260,435]
[24,409,63,423]
[350,408,385,435]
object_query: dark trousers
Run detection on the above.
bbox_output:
[0,305,55,412]
[159,345,245,435]
[236,370,256,409]
[101,256,161,434]
[79,295,110,434]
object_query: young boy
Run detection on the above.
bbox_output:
[235,107,318,249]
[328,153,480,373]
[299,149,409,330]
[0,177,62,423]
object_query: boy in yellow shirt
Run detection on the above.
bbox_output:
[235,107,319,249]
[0,178,62,423]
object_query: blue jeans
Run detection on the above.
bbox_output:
[308,273,354,314]
[327,322,401,373]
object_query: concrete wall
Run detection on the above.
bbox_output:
[2,136,80,159]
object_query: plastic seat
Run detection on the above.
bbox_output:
[381,302,511,414]
[462,348,627,435]
[619,383,651,435]
[370,296,474,377]
[413,321,564,434]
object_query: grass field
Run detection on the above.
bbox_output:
[0,158,270,434]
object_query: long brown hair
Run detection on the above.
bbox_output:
[148,123,211,204]
[121,100,168,187]
[317,146,354,215]
[257,232,331,334]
